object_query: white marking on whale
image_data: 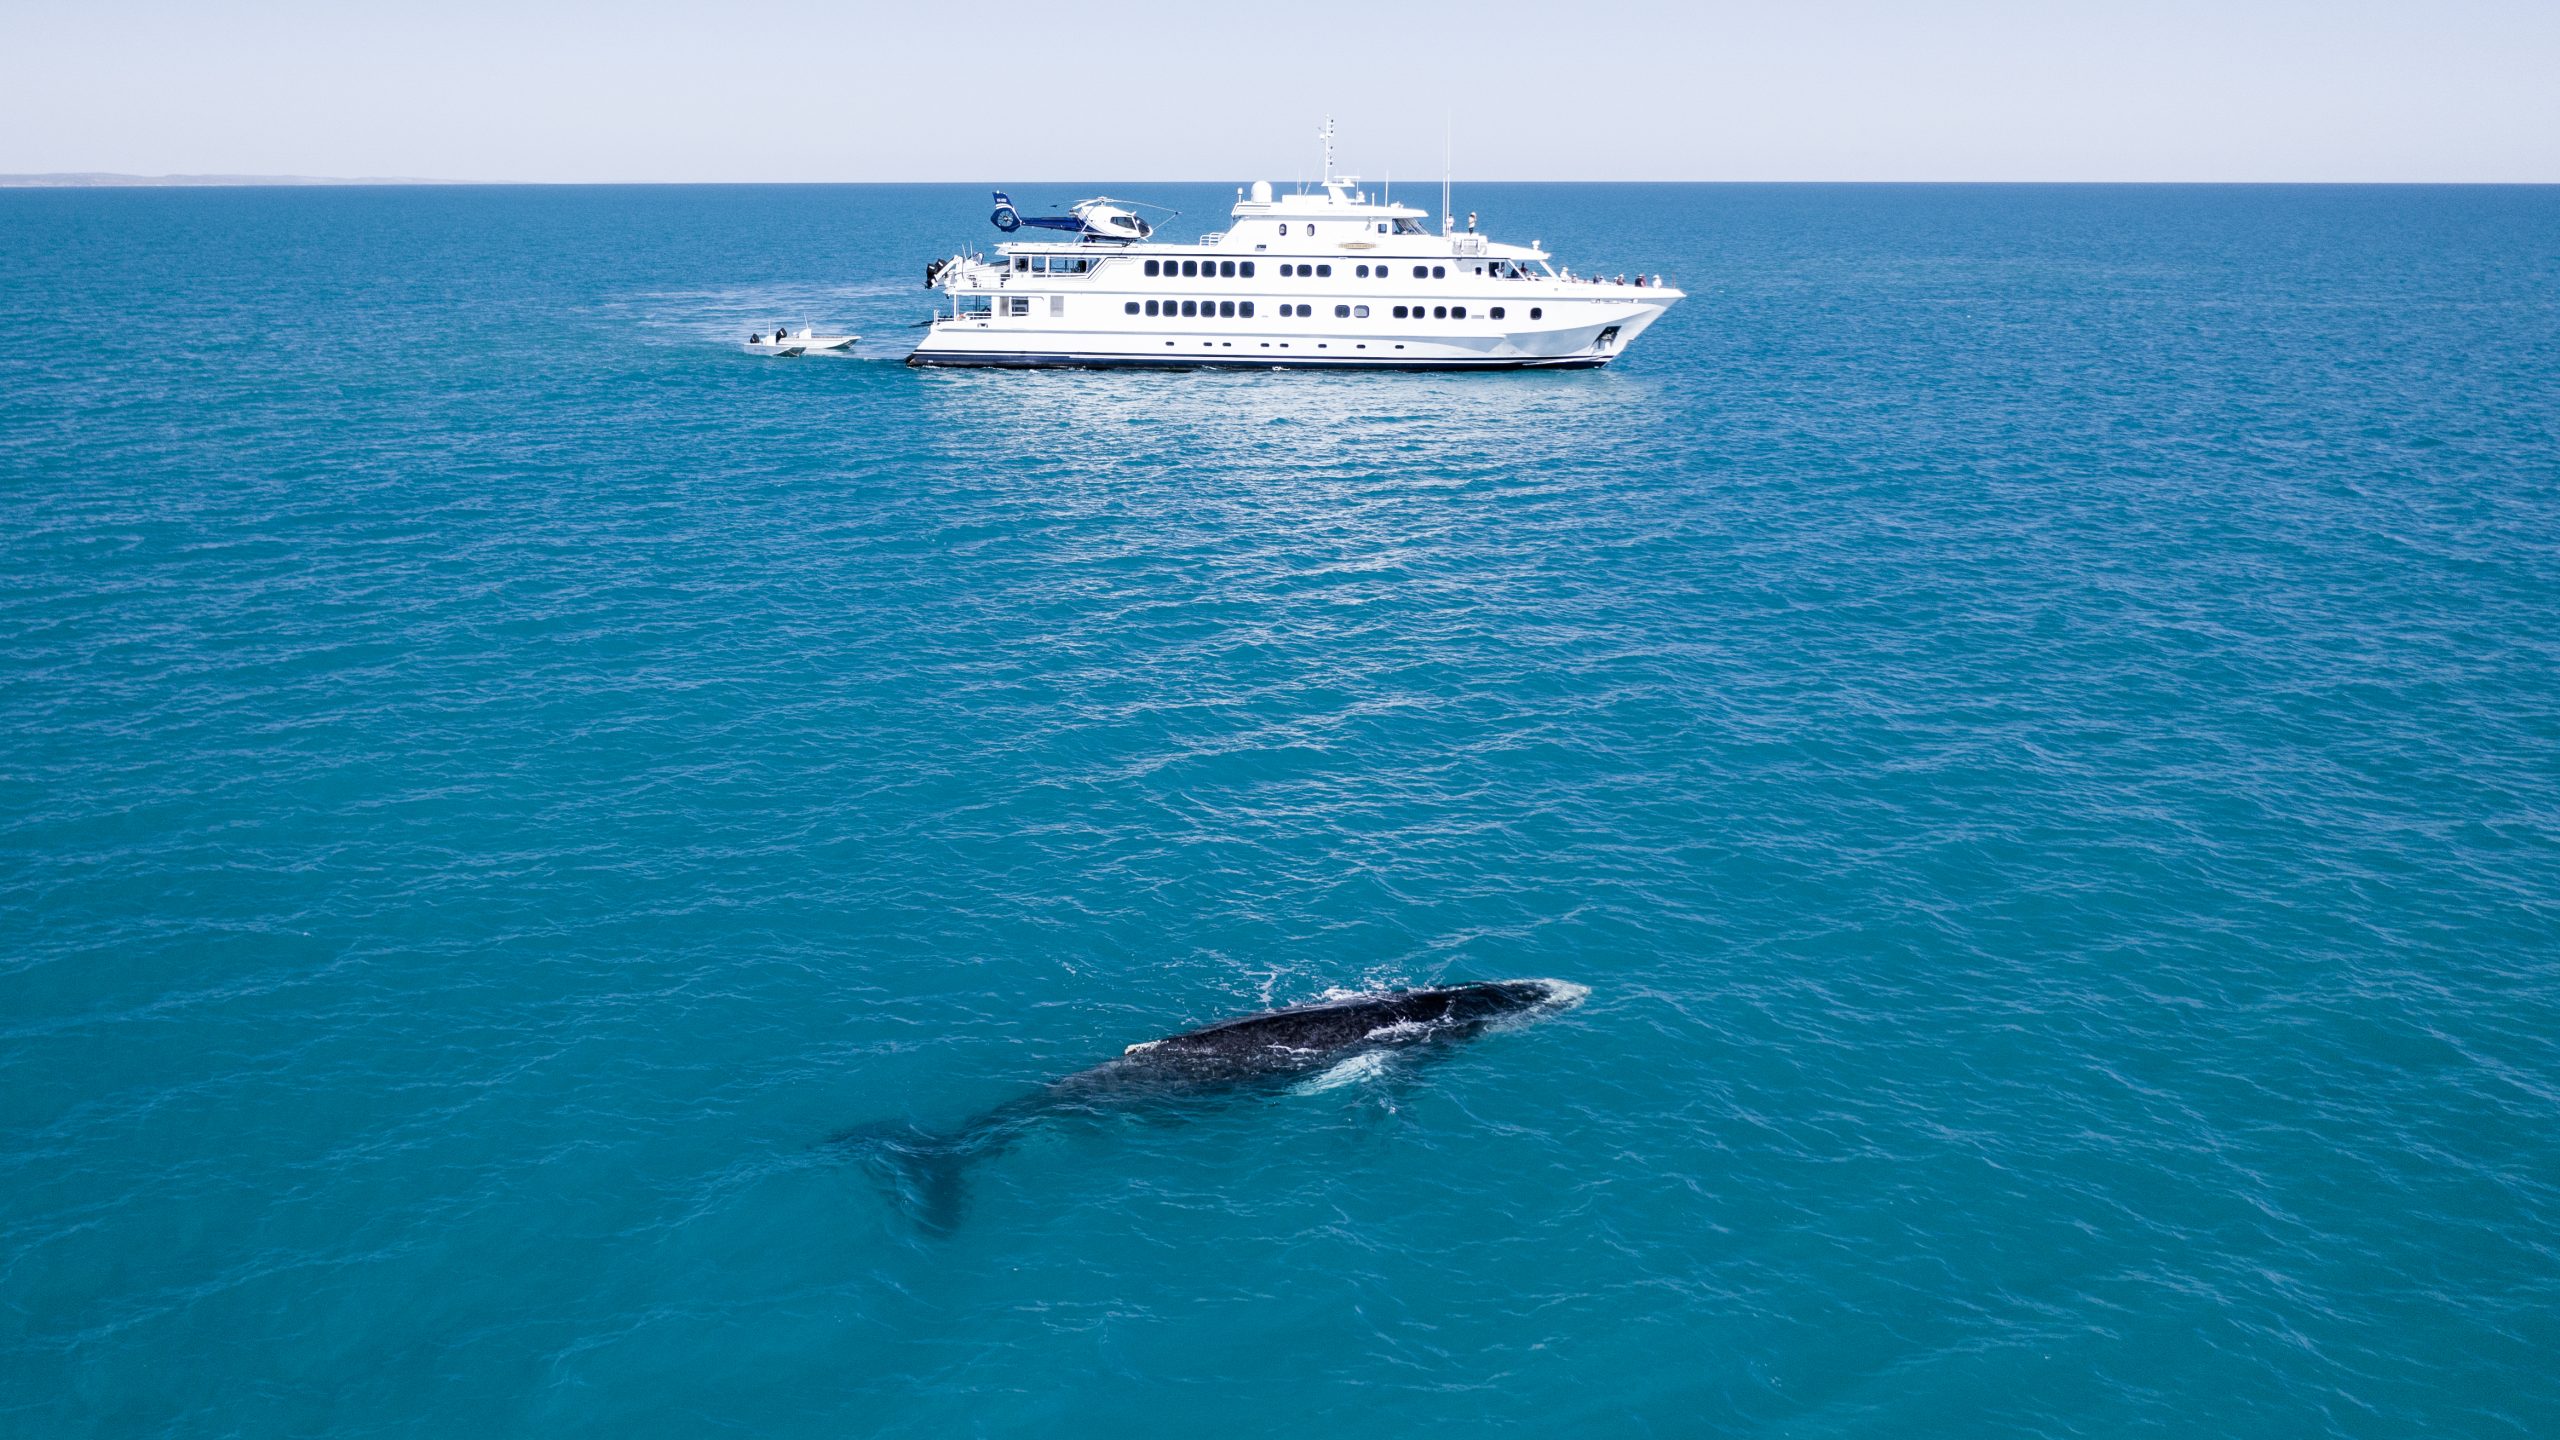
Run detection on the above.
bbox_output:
[1292,1049,1394,1094]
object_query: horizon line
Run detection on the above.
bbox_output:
[6,174,2557,190]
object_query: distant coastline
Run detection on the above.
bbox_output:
[3,174,2549,189]
[0,173,469,188]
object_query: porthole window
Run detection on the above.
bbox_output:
[1490,306,1505,320]
[1182,300,1198,317]
[1221,261,1237,278]
[1451,305,1465,320]
[1432,266,1446,279]
[1279,263,1294,277]
[1412,265,1428,279]
[1279,223,1289,235]
[1433,305,1447,319]
[1220,300,1236,318]
[1145,300,1159,317]
[1240,301,1255,318]
[1334,304,1350,318]
[1393,305,1408,319]
[1316,264,1332,277]
[1240,262,1255,278]
[1354,264,1368,278]
[1125,301,1140,315]
[1182,260,1199,278]
[1307,225,1317,236]
[1353,305,1369,318]
[1144,260,1160,277]
[1530,307,1542,319]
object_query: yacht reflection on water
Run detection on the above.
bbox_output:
[912,363,1664,506]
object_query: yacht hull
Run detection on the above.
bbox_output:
[905,300,1672,371]
[906,350,1611,371]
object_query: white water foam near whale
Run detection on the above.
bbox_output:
[1291,1050,1396,1094]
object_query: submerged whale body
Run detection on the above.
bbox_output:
[844,979,1587,1233]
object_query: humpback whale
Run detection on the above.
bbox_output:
[841,979,1587,1232]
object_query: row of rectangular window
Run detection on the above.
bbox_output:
[1275,263,1439,279]
[1112,301,1545,322]
[1122,299,1259,318]
[1129,259,1466,281]
[1143,259,1256,278]
[1271,220,1432,236]
[1030,256,1538,282]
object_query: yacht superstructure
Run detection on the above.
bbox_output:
[907,134,1679,371]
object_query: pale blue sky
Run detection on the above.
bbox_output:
[6,0,2555,182]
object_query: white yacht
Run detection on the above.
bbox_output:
[908,130,1680,371]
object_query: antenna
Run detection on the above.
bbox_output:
[1319,116,1335,184]
[1442,113,1453,236]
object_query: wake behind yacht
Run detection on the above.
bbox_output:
[907,129,1679,371]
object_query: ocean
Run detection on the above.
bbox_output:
[2,182,2555,1436]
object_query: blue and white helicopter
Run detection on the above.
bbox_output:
[986,192,1173,243]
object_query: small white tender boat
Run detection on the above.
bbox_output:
[744,325,858,357]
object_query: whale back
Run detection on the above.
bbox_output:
[1118,981,1560,1083]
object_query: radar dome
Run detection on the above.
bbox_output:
[1249,180,1273,204]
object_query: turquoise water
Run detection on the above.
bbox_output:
[3,183,2557,1436]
